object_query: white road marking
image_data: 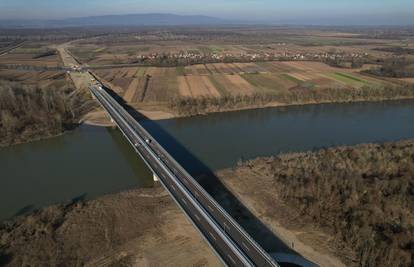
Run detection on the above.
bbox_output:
[242,242,250,251]
[209,232,217,241]
[227,254,237,264]
[181,198,188,206]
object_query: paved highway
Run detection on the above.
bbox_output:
[89,82,280,267]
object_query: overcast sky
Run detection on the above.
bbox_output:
[1,0,413,25]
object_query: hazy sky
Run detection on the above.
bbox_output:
[1,0,413,24]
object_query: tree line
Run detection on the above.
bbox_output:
[0,81,94,146]
[168,84,414,116]
[256,140,414,266]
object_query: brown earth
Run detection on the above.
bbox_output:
[218,140,414,267]
[177,76,193,97]
[0,188,222,267]
[224,74,256,94]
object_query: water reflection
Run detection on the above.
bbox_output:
[2,99,414,223]
[143,99,414,172]
[106,127,153,185]
[0,125,152,221]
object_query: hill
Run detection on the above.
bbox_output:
[0,13,233,28]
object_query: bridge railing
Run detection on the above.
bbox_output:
[95,85,279,267]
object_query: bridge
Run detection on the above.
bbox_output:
[89,80,281,267]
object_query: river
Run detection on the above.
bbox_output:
[1,100,414,221]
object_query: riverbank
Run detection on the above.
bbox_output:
[0,187,221,267]
[1,140,413,266]
[168,84,414,118]
[6,93,414,147]
[82,94,414,126]
[218,139,414,267]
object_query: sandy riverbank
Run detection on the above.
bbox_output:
[2,140,413,266]
[83,96,414,126]
[0,187,221,267]
[217,140,414,267]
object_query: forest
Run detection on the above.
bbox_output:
[0,81,93,146]
[241,140,414,266]
[168,84,414,116]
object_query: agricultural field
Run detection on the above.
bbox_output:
[0,69,70,88]
[0,26,411,117]
[65,25,404,68]
[94,61,389,105]
[0,43,62,67]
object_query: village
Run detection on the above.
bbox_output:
[133,50,369,66]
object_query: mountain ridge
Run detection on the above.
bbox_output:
[0,13,239,28]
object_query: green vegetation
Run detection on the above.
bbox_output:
[93,47,106,53]
[241,73,283,92]
[367,57,414,78]
[0,81,93,146]
[280,73,301,83]
[32,49,57,59]
[198,46,224,54]
[136,67,147,76]
[13,47,45,54]
[176,66,185,76]
[374,46,414,55]
[243,140,414,267]
[328,72,367,87]
[335,72,367,83]
[300,81,315,89]
[209,45,224,53]
[208,75,228,96]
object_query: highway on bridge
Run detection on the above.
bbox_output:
[89,81,280,267]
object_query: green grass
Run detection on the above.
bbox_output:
[208,75,228,96]
[280,73,302,84]
[176,66,185,76]
[136,46,150,52]
[241,73,283,92]
[280,74,315,89]
[136,67,147,76]
[328,72,369,87]
[198,46,224,54]
[94,47,106,53]
[187,49,201,55]
[13,47,46,54]
[209,45,224,53]
[301,82,316,89]
[335,72,364,82]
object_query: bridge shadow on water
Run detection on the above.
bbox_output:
[104,87,308,266]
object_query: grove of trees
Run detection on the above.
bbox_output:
[0,81,93,146]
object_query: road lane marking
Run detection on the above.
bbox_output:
[93,87,269,267]
[227,254,237,265]
[242,242,250,251]
[181,198,188,206]
[208,232,217,241]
